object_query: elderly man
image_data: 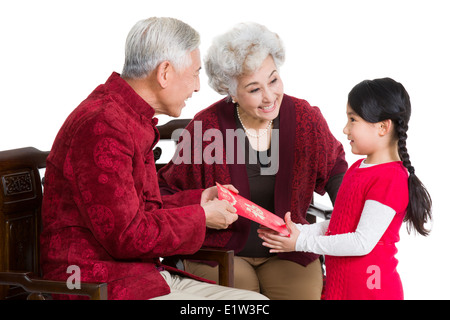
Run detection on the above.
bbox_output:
[40,17,266,300]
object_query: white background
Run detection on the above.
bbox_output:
[1,0,449,299]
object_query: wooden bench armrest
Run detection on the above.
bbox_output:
[0,271,107,300]
[178,248,234,288]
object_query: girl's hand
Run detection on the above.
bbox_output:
[257,212,299,253]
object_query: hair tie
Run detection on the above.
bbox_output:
[408,166,415,175]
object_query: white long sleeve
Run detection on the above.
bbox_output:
[296,219,330,237]
[295,200,396,256]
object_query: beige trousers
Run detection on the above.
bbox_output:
[185,256,323,300]
[151,271,268,300]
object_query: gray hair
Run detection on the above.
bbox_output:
[122,17,200,79]
[205,22,285,96]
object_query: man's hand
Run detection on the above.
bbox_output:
[200,184,239,205]
[202,199,238,230]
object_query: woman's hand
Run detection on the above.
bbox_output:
[257,212,299,253]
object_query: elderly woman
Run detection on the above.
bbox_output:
[158,22,347,300]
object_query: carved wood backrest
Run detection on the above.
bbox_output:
[0,148,49,298]
[0,148,48,276]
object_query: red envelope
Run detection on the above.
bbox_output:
[216,182,289,237]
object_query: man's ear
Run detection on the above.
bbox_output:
[155,61,171,89]
[378,119,393,136]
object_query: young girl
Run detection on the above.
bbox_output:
[258,77,432,300]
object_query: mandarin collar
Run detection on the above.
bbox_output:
[104,72,156,121]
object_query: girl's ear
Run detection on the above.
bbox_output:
[378,119,394,137]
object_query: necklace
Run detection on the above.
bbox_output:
[236,106,273,138]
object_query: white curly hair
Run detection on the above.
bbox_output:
[204,22,285,97]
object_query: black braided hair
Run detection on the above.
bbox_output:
[348,78,432,236]
[396,119,414,174]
